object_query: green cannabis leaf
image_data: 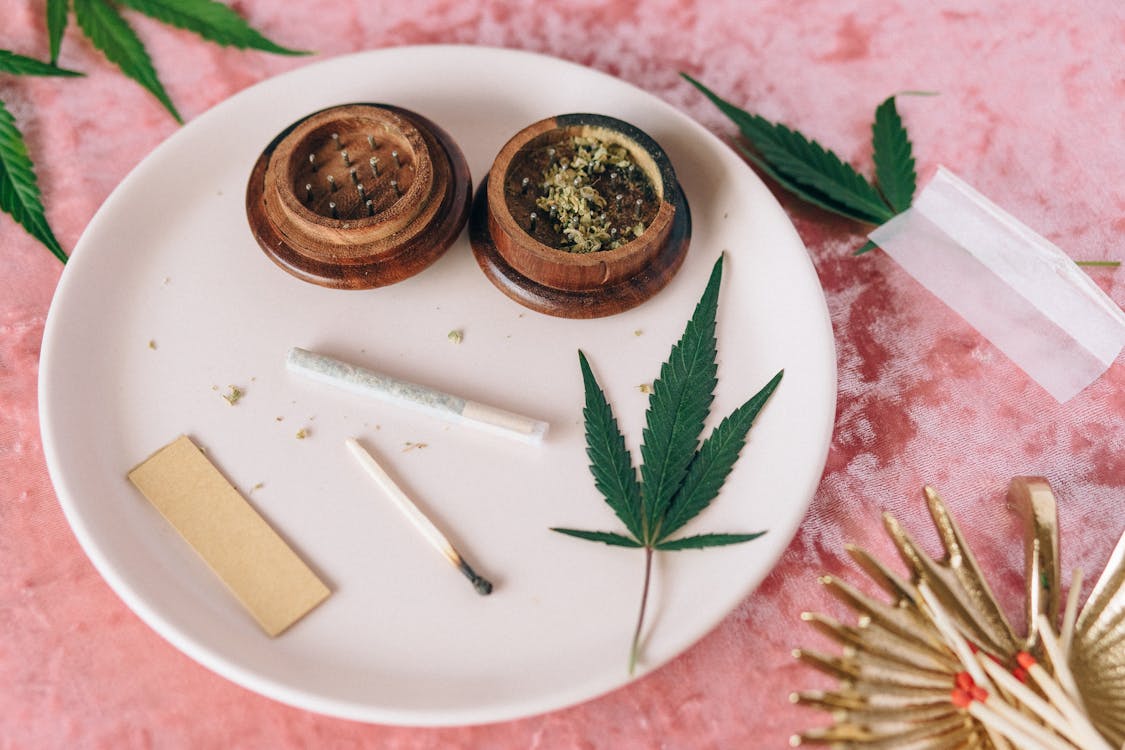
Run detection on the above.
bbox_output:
[0,50,82,77]
[0,50,79,263]
[73,0,181,121]
[752,123,894,225]
[0,98,68,262]
[552,255,783,674]
[68,0,308,123]
[872,96,916,214]
[0,0,306,262]
[683,75,924,254]
[116,0,308,56]
[47,0,69,66]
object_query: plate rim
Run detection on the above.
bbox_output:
[38,43,837,726]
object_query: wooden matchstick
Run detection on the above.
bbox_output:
[1017,648,1112,750]
[1034,615,1112,750]
[977,654,1090,750]
[916,582,992,690]
[979,698,1077,750]
[917,583,1021,750]
[1036,615,1084,704]
[345,438,493,596]
[953,689,1069,750]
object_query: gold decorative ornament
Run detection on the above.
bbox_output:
[792,477,1124,748]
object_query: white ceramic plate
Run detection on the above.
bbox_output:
[40,46,836,725]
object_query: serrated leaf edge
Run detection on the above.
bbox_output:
[871,95,916,214]
[658,370,783,541]
[737,144,884,225]
[47,0,70,66]
[0,99,67,261]
[116,0,310,56]
[684,73,894,226]
[760,123,894,223]
[73,0,182,123]
[638,256,721,542]
[579,350,645,540]
[655,531,768,551]
[550,528,642,548]
[0,49,82,77]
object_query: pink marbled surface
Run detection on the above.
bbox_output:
[2,1,1124,747]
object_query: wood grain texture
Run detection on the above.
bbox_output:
[245,103,471,289]
[470,114,690,317]
[470,176,691,318]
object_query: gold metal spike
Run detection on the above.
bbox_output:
[801,612,958,674]
[1075,530,1125,648]
[881,513,996,651]
[1071,529,1125,746]
[828,703,962,727]
[1008,477,1061,646]
[801,611,862,646]
[793,648,857,682]
[820,575,945,651]
[846,544,919,604]
[792,690,868,711]
[793,480,1122,748]
[796,646,953,690]
[794,689,966,727]
[883,508,1017,656]
[922,486,1021,650]
[845,680,954,705]
[791,717,977,748]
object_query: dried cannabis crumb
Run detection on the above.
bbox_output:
[250,482,264,493]
[638,383,653,394]
[633,329,643,337]
[148,339,157,350]
[402,442,428,452]
[447,329,464,344]
[222,385,243,406]
[295,428,309,440]
[275,416,284,422]
[536,135,647,253]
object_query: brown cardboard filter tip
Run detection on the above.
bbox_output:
[127,435,330,636]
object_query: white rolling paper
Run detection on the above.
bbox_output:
[870,167,1125,402]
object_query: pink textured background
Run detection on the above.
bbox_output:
[3,1,1124,747]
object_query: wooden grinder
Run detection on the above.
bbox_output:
[246,104,471,289]
[470,113,690,318]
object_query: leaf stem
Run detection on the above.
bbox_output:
[1075,260,1121,268]
[629,546,655,675]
